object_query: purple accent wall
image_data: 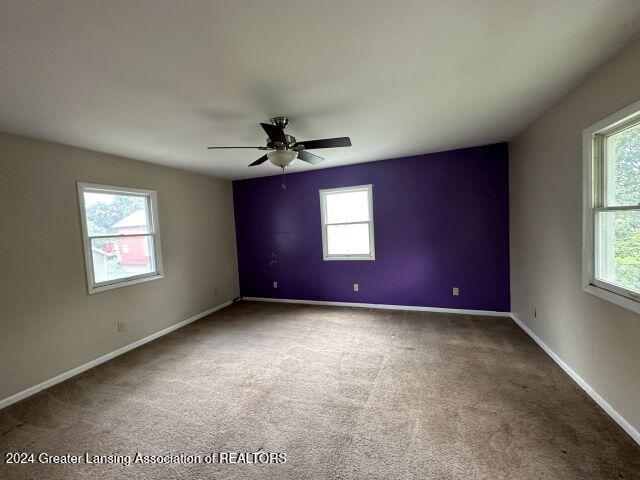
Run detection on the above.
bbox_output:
[233,143,510,311]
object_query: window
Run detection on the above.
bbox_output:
[77,183,164,294]
[319,184,375,260]
[583,100,640,313]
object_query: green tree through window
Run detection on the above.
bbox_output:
[86,195,145,235]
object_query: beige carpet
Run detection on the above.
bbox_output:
[1,301,638,479]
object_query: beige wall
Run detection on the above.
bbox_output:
[510,36,640,434]
[0,133,239,401]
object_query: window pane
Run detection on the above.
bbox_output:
[327,223,371,256]
[595,210,640,294]
[325,190,370,224]
[90,236,155,283]
[605,123,640,207]
[83,191,151,236]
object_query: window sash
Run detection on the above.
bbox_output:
[592,208,640,298]
[83,188,155,236]
[596,117,640,208]
[324,221,373,257]
[91,234,158,288]
[77,182,164,294]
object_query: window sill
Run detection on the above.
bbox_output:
[89,273,164,294]
[323,255,375,261]
[583,283,640,315]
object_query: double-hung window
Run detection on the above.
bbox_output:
[77,183,164,294]
[583,100,640,313]
[319,184,375,260]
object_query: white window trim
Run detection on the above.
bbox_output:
[319,184,375,261]
[582,98,640,315]
[77,182,164,294]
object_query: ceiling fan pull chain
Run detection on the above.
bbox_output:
[281,167,286,191]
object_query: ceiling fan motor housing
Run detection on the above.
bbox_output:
[267,134,297,150]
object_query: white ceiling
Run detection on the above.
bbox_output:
[1,1,640,180]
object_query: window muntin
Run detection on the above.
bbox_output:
[587,113,640,306]
[78,183,163,294]
[320,185,375,260]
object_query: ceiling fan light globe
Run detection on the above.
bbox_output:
[267,150,298,168]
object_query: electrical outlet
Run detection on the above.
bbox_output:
[117,322,125,333]
[273,281,278,289]
[353,283,359,292]
[452,287,460,296]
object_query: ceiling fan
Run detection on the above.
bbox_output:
[207,116,352,170]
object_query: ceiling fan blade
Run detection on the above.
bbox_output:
[249,154,268,166]
[298,150,324,165]
[207,146,261,149]
[295,137,351,150]
[260,123,287,144]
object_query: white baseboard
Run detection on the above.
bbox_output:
[242,296,510,317]
[0,299,233,411]
[510,313,640,446]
